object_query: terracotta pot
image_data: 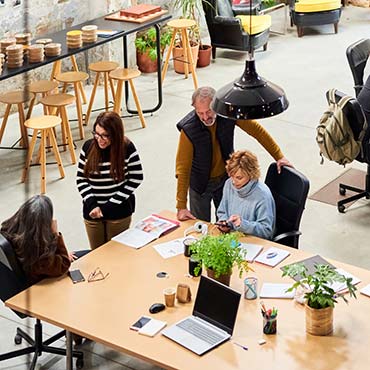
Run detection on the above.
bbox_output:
[305,305,333,336]
[197,45,212,68]
[206,268,232,286]
[172,43,199,74]
[136,50,158,73]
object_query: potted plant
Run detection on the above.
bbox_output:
[190,232,249,286]
[135,26,172,73]
[282,263,357,336]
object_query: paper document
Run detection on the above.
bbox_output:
[153,237,197,259]
[329,268,361,293]
[112,214,179,249]
[360,284,370,297]
[259,283,295,299]
[255,247,290,267]
[239,243,263,262]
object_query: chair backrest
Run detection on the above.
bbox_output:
[265,163,310,249]
[346,39,370,97]
[218,0,234,17]
[0,233,28,318]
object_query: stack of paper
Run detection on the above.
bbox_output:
[255,247,290,267]
[259,283,295,299]
[239,243,263,262]
[153,237,197,259]
[360,284,370,297]
[329,268,361,293]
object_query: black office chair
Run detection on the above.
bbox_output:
[202,0,269,59]
[0,233,84,369]
[265,163,310,249]
[231,0,262,15]
[346,39,370,97]
[325,89,370,213]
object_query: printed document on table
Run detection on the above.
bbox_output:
[259,283,295,299]
[360,284,370,297]
[239,243,263,262]
[329,268,361,293]
[255,247,290,267]
[153,237,196,259]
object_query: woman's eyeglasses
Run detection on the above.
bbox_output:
[92,131,110,141]
[88,267,109,282]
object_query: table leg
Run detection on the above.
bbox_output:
[66,330,73,370]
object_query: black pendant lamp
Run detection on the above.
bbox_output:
[212,1,289,120]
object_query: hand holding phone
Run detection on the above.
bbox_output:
[69,269,85,284]
[215,220,232,233]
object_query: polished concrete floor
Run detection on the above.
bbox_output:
[1,5,370,369]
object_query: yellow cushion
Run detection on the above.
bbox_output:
[236,15,271,35]
[295,0,341,12]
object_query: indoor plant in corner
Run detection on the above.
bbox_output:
[190,232,249,286]
[282,263,357,336]
[135,26,172,73]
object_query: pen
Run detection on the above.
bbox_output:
[233,342,248,351]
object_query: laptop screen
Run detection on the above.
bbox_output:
[193,276,241,334]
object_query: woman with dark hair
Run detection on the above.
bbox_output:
[77,111,144,249]
[0,195,71,284]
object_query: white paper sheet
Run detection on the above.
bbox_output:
[259,283,295,299]
[255,247,290,267]
[153,237,197,259]
[239,243,263,262]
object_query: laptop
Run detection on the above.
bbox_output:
[161,275,241,355]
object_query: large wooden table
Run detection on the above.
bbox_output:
[6,211,370,370]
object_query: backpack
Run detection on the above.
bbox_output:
[316,89,367,166]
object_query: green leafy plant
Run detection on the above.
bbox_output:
[135,26,172,61]
[261,0,277,8]
[190,232,249,278]
[282,263,357,309]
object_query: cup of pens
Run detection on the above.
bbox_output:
[261,302,277,335]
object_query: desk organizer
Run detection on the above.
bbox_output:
[15,33,32,46]
[44,43,61,57]
[66,30,82,49]
[6,44,24,68]
[28,44,44,63]
[0,38,16,55]
[81,25,98,44]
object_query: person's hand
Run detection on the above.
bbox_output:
[215,220,232,233]
[228,214,241,228]
[68,252,77,262]
[177,208,196,221]
[276,157,293,174]
[51,219,58,234]
[89,207,103,219]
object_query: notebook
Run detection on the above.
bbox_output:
[162,276,241,356]
[239,243,263,262]
[255,247,290,267]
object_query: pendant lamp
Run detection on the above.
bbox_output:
[212,0,289,120]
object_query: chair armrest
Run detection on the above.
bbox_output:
[273,230,302,243]
[214,15,241,26]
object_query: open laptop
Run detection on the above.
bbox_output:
[162,275,241,355]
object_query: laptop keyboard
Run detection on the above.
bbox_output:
[177,318,224,345]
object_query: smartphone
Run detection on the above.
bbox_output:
[215,221,232,228]
[130,316,151,331]
[69,269,85,284]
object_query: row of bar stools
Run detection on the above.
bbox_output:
[22,115,65,194]
[85,61,119,126]
[40,93,76,164]
[27,80,59,119]
[55,71,89,139]
[109,68,146,128]
[0,90,34,148]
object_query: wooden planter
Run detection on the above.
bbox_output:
[197,45,212,68]
[305,305,333,336]
[172,43,199,74]
[206,268,231,286]
[136,50,158,73]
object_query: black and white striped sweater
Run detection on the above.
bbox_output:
[76,139,144,220]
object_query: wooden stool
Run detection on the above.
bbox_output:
[40,93,77,164]
[109,68,146,128]
[162,19,199,90]
[85,61,119,126]
[55,71,89,139]
[22,115,65,194]
[27,80,59,119]
[0,90,34,148]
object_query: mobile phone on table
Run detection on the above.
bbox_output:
[130,316,151,331]
[69,269,85,284]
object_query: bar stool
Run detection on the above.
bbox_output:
[22,115,65,194]
[40,93,77,164]
[85,61,119,126]
[55,71,89,139]
[27,80,59,119]
[109,68,146,128]
[0,90,34,148]
[161,19,199,90]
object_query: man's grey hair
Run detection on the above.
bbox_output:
[191,86,216,106]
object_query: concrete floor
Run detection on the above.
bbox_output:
[1,5,370,369]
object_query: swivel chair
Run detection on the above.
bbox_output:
[346,39,370,97]
[0,233,84,369]
[325,90,370,213]
[265,163,310,249]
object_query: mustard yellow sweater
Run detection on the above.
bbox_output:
[175,119,283,210]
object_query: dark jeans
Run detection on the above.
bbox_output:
[189,175,227,222]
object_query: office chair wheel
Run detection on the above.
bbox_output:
[14,333,22,345]
[338,204,346,213]
[76,357,84,369]
[339,187,346,196]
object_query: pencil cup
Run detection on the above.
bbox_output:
[163,287,176,307]
[263,316,277,335]
[244,277,258,300]
[183,238,196,257]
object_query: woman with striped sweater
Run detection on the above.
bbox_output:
[77,112,143,249]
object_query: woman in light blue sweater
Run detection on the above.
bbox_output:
[217,150,275,240]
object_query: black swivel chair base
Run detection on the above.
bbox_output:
[338,164,370,213]
[0,318,84,370]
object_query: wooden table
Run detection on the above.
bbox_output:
[6,211,370,370]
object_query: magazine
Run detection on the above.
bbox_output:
[112,214,180,249]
